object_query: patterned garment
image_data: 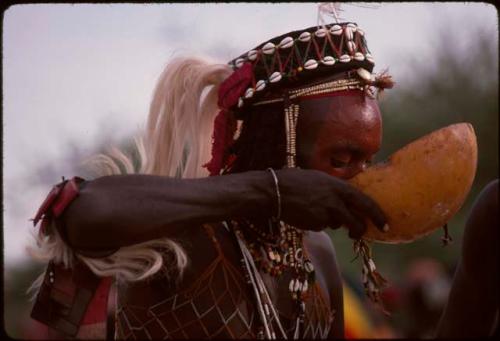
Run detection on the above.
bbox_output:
[115,224,334,339]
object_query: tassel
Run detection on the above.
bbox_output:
[373,68,395,100]
[354,239,391,316]
[441,223,453,246]
[204,62,253,176]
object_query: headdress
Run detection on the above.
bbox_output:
[205,21,393,175]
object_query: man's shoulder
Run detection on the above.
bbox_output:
[305,230,335,250]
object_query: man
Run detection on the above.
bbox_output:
[29,21,392,339]
[436,179,499,338]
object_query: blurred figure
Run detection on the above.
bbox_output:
[343,275,399,338]
[401,258,452,338]
[436,179,499,337]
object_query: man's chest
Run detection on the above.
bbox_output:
[115,224,334,339]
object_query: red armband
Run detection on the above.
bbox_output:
[32,176,85,235]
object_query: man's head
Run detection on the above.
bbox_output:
[208,22,392,177]
[227,88,382,179]
[297,91,382,179]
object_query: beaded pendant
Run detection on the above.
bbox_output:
[231,219,316,335]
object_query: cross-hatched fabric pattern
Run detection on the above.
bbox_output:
[115,224,334,339]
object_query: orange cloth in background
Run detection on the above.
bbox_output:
[343,283,374,338]
[343,282,398,339]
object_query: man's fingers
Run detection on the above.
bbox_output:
[337,183,388,232]
[330,202,367,239]
[328,221,342,230]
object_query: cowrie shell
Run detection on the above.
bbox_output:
[304,261,314,273]
[244,87,254,99]
[357,28,365,36]
[247,50,258,61]
[279,36,294,49]
[262,42,276,55]
[294,280,301,292]
[339,54,351,63]
[298,31,311,42]
[295,248,303,260]
[238,97,244,108]
[315,28,327,38]
[354,52,365,61]
[357,68,372,81]
[269,71,282,83]
[321,56,336,66]
[255,80,266,91]
[368,259,376,272]
[234,58,245,68]
[330,24,342,35]
[347,23,357,32]
[304,59,318,70]
[366,53,375,64]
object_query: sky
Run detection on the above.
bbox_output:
[2,3,498,267]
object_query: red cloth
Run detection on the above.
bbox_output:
[32,177,84,234]
[81,277,113,325]
[218,62,253,110]
[204,62,252,176]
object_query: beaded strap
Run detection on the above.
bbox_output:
[253,75,364,106]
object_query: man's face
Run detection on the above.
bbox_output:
[296,91,382,180]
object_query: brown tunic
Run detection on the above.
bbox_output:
[115,223,334,339]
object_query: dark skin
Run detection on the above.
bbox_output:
[435,179,499,337]
[296,92,383,237]
[61,92,387,338]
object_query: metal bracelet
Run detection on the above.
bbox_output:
[267,168,281,221]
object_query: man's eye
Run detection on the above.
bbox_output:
[330,157,349,168]
[364,159,373,167]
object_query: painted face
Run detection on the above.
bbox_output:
[296,91,382,180]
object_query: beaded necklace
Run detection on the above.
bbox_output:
[230,219,315,338]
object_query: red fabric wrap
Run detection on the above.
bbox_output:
[204,62,253,176]
[52,178,81,217]
[217,62,253,110]
[204,109,237,176]
[31,260,114,337]
[81,277,113,325]
[31,176,114,337]
[32,177,84,234]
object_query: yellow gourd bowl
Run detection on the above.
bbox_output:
[349,123,477,244]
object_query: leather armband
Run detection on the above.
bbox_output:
[32,176,85,235]
[31,259,113,338]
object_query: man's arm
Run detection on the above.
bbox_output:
[58,169,387,255]
[61,172,275,253]
[435,179,499,337]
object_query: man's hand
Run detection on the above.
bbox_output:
[276,168,388,238]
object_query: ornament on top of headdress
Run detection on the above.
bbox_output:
[317,2,345,25]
